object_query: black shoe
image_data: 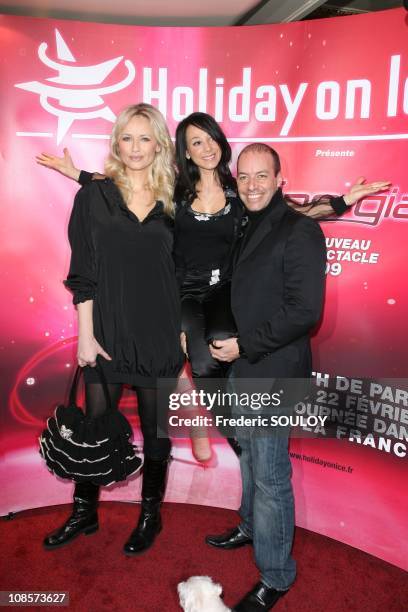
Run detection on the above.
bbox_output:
[205,526,252,550]
[43,482,99,550]
[234,582,288,611]
[123,457,169,556]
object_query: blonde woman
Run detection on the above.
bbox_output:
[43,104,184,555]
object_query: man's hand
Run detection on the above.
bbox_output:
[343,177,391,206]
[36,147,80,181]
[209,338,240,363]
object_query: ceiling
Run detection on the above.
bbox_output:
[0,0,402,26]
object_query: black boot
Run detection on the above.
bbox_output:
[123,457,169,556]
[43,481,99,550]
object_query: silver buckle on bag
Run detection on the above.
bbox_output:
[60,425,74,439]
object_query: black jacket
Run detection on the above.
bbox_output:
[232,189,326,379]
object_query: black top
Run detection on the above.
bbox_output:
[64,179,184,386]
[174,201,235,271]
[173,188,245,295]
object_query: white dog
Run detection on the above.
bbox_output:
[178,576,231,612]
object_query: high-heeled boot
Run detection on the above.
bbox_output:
[123,457,169,556]
[43,481,99,549]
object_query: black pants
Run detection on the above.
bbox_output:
[181,281,237,429]
[84,383,171,460]
[181,281,237,379]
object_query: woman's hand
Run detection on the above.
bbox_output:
[344,177,391,206]
[77,335,112,368]
[36,147,80,181]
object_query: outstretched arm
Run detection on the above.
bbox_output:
[36,148,81,181]
[36,148,105,185]
[343,177,391,206]
[288,177,391,219]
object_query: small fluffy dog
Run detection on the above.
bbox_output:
[178,576,231,611]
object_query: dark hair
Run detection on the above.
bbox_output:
[174,112,235,202]
[237,143,281,176]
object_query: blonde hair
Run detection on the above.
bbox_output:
[105,103,175,216]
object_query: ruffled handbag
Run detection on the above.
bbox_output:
[39,363,142,486]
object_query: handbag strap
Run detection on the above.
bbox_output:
[69,358,113,413]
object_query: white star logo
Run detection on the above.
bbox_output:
[15,29,136,143]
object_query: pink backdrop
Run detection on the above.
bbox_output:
[1,9,407,570]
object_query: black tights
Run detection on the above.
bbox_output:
[85,383,171,460]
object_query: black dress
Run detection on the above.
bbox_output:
[64,178,184,387]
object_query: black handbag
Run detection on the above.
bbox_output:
[39,363,142,486]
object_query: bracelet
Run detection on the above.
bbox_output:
[330,196,348,216]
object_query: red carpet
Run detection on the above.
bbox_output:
[1,502,406,611]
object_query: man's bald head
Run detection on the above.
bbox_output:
[237,144,282,211]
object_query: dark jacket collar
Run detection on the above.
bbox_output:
[251,187,288,223]
[235,188,289,266]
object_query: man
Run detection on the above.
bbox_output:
[207,143,327,612]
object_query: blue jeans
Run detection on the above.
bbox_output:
[230,372,296,590]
